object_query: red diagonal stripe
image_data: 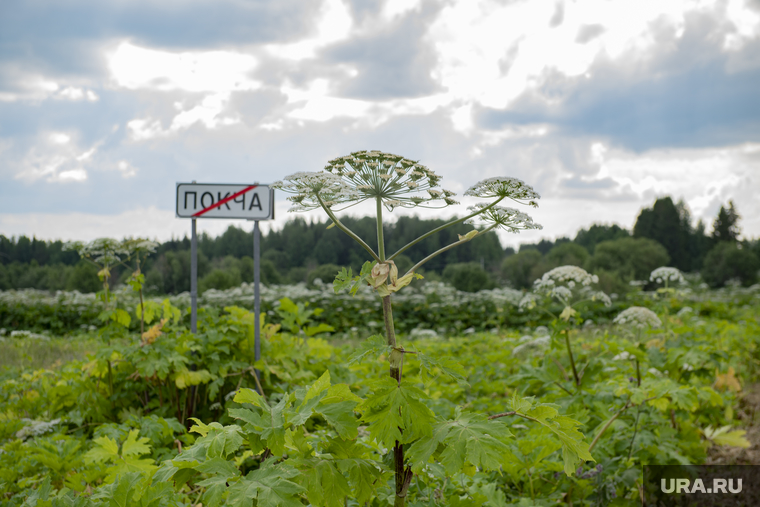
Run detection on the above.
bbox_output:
[192,185,258,217]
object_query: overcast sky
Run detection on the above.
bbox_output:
[1,0,759,250]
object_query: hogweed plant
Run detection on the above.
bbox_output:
[649,266,685,336]
[265,150,593,506]
[64,238,158,403]
[519,266,611,388]
[613,307,662,387]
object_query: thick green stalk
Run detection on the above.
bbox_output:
[377,197,386,261]
[388,196,505,261]
[377,197,412,506]
[405,223,497,276]
[564,329,580,387]
[382,297,398,350]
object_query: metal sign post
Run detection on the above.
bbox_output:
[253,220,261,371]
[176,182,274,394]
[191,218,197,333]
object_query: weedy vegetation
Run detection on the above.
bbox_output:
[1,151,759,506]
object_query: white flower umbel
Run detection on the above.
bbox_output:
[274,150,458,212]
[534,266,599,292]
[613,306,662,329]
[650,267,685,286]
[464,203,542,233]
[464,177,540,207]
[271,172,361,211]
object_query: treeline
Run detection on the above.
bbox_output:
[2,198,758,294]
[0,216,504,294]
[507,198,759,292]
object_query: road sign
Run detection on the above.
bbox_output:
[176,183,274,220]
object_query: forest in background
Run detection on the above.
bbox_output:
[1,196,758,294]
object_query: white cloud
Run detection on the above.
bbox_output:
[723,0,760,50]
[381,0,423,20]
[0,72,98,103]
[8,131,111,183]
[50,133,71,145]
[55,168,87,182]
[117,160,137,178]
[111,42,260,139]
[109,42,261,94]
[265,0,352,60]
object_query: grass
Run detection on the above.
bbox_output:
[0,333,101,373]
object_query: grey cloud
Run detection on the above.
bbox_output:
[324,2,444,99]
[549,2,564,27]
[0,0,325,98]
[561,176,616,189]
[477,9,760,152]
[575,24,605,44]
[0,0,321,50]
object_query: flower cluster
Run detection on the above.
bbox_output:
[464,203,542,233]
[64,238,128,265]
[528,266,611,309]
[271,172,361,212]
[464,176,540,206]
[534,266,599,292]
[650,267,684,285]
[613,306,662,329]
[273,150,459,212]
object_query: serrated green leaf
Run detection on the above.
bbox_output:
[670,386,699,411]
[201,425,244,459]
[195,456,240,478]
[508,394,593,476]
[188,418,210,437]
[333,261,375,296]
[121,429,151,458]
[233,387,268,409]
[437,412,512,475]
[417,352,469,387]
[359,378,435,448]
[196,475,229,507]
[84,436,119,464]
[348,334,389,365]
[295,458,351,507]
[704,426,751,448]
[303,370,331,406]
[226,464,305,507]
[321,384,362,405]
[317,401,359,440]
[230,396,288,455]
[336,458,387,504]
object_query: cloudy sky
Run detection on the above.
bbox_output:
[1,0,759,250]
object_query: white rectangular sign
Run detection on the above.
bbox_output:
[176,183,274,220]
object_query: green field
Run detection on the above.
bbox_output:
[1,279,759,506]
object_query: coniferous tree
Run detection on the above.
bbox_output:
[633,197,690,271]
[712,200,741,243]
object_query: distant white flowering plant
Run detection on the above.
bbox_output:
[613,306,662,329]
[528,266,611,310]
[520,265,611,388]
[650,267,684,287]
[613,306,663,386]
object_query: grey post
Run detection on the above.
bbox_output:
[190,178,198,334]
[253,220,262,391]
[191,218,198,333]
